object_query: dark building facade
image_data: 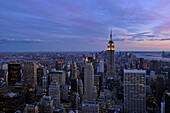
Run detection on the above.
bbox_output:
[56,61,62,71]
[8,63,21,85]
[71,78,78,93]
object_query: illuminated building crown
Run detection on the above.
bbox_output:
[107,30,115,50]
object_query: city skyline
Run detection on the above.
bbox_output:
[0,0,170,52]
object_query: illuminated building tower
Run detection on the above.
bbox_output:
[84,62,94,101]
[42,75,51,95]
[8,63,21,85]
[41,96,53,113]
[56,61,62,70]
[48,80,60,107]
[24,62,37,88]
[71,62,77,79]
[124,70,146,113]
[106,30,116,78]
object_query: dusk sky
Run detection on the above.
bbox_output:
[0,0,170,52]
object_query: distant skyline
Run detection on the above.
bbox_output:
[0,0,170,52]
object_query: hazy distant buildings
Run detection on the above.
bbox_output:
[124,70,146,113]
[8,63,21,85]
[106,30,116,78]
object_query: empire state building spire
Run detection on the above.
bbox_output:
[110,29,112,41]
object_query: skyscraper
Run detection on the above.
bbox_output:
[124,70,146,113]
[71,62,77,79]
[48,80,60,107]
[106,30,116,78]
[84,62,94,101]
[156,74,165,104]
[8,63,21,85]
[37,66,46,87]
[24,62,37,88]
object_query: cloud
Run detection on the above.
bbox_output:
[0,38,45,44]
[0,0,170,51]
[160,38,170,41]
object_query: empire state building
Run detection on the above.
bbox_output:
[106,30,116,78]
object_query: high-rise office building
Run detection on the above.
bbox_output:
[37,66,46,87]
[71,62,77,79]
[56,61,62,71]
[124,70,146,113]
[156,74,165,104]
[24,62,37,88]
[84,62,94,101]
[8,63,21,85]
[97,60,104,73]
[42,75,51,95]
[62,85,71,101]
[106,30,116,78]
[48,80,60,107]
